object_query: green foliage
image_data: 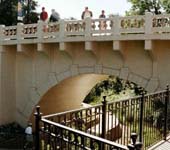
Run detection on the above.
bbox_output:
[127,0,170,15]
[22,0,39,24]
[126,0,164,15]
[161,0,170,14]
[0,0,38,26]
[0,0,18,26]
[83,76,145,104]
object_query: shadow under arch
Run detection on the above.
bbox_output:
[29,72,149,126]
[29,74,108,123]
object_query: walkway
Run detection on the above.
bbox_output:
[148,136,170,150]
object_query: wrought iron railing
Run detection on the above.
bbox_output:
[35,106,129,150]
[41,86,170,149]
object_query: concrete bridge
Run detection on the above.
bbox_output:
[0,12,170,126]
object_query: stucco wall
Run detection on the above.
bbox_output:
[0,48,16,125]
[0,40,170,126]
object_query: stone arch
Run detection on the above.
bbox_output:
[21,64,159,126]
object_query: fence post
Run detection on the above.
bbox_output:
[145,12,153,35]
[59,19,65,39]
[113,15,120,36]
[37,20,43,41]
[164,85,169,140]
[102,96,107,139]
[139,92,144,142]
[85,17,91,38]
[17,23,23,41]
[127,133,143,150]
[34,105,42,150]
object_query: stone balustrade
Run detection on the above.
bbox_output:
[1,12,170,44]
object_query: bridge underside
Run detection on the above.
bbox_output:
[30,74,108,122]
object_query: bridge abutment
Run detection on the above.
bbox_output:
[0,47,16,124]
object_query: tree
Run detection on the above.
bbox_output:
[161,0,170,14]
[22,0,39,24]
[0,0,38,26]
[126,0,162,15]
[83,76,145,104]
[0,0,18,26]
[126,0,170,15]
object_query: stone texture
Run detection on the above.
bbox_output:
[0,17,170,126]
[70,65,79,77]
[57,70,71,82]
[94,65,103,74]
[48,72,58,87]
[79,66,94,74]
[146,78,159,92]
[119,67,129,80]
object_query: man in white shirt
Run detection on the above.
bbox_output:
[81,7,93,19]
[24,123,33,149]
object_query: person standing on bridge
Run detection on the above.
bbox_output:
[49,9,60,22]
[40,7,48,32]
[81,7,93,19]
[99,10,106,18]
[99,10,107,30]
[81,7,93,30]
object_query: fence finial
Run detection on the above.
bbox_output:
[34,105,42,150]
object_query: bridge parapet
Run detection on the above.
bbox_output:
[1,12,170,45]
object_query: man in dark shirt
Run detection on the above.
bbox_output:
[99,10,106,30]
[99,10,106,18]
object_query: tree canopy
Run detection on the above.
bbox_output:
[126,0,170,15]
[0,0,18,26]
[0,0,39,26]
[83,76,145,105]
[22,0,39,24]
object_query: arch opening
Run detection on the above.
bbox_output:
[29,73,146,124]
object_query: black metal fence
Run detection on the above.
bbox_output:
[35,106,129,150]
[40,86,170,149]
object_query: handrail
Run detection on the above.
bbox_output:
[43,103,102,119]
[1,13,170,44]
[41,118,128,150]
[43,89,166,119]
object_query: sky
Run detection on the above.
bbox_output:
[36,0,132,19]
